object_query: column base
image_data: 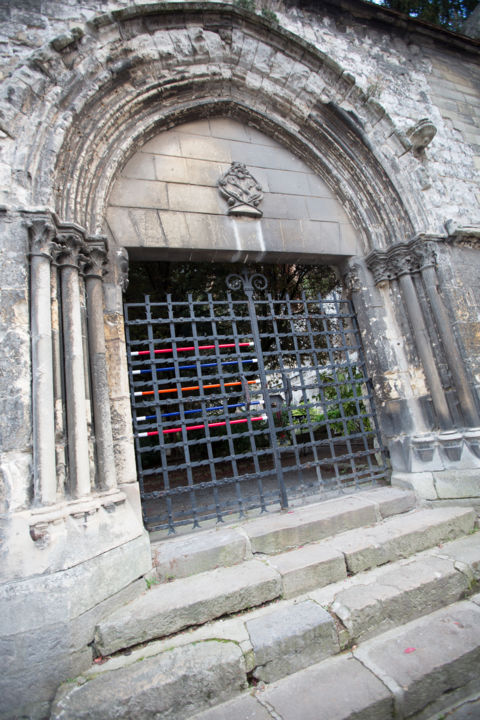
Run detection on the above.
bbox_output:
[392,468,480,507]
[1,488,150,583]
[0,533,151,720]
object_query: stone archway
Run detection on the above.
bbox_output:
[9,2,475,514]
[2,3,480,716]
[106,116,391,531]
[16,4,425,248]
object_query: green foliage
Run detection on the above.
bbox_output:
[145,575,160,589]
[234,0,256,11]
[288,369,372,437]
[379,0,477,31]
[126,261,338,305]
[261,7,279,23]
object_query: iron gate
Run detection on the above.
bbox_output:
[124,270,388,533]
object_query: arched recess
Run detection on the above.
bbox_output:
[106,116,360,262]
[11,2,450,511]
[16,2,429,252]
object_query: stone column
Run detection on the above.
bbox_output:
[103,247,143,520]
[343,258,428,435]
[420,262,480,428]
[55,225,91,499]
[27,213,57,505]
[50,261,67,496]
[396,271,452,430]
[83,238,117,490]
[367,238,453,431]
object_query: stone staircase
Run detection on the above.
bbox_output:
[50,487,480,720]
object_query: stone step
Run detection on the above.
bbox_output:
[150,486,416,581]
[94,558,282,656]
[94,530,480,682]
[191,596,480,720]
[265,505,476,598]
[319,544,476,643]
[51,639,247,720]
[96,502,474,657]
[51,591,480,719]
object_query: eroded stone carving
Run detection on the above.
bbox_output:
[366,238,437,285]
[55,224,88,268]
[445,220,480,248]
[116,247,129,292]
[343,263,362,295]
[83,238,108,278]
[26,212,57,259]
[218,162,263,217]
[406,118,437,153]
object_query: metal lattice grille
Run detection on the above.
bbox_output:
[124,271,388,533]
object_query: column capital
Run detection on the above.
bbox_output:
[25,211,57,259]
[83,237,109,279]
[55,223,88,269]
[366,238,437,285]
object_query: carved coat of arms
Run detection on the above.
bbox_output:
[218,162,263,217]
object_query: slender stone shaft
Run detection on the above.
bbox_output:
[399,273,452,430]
[51,265,67,492]
[29,216,57,505]
[421,265,480,428]
[84,240,117,490]
[57,230,91,498]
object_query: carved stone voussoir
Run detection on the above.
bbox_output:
[218,162,263,217]
[366,238,437,285]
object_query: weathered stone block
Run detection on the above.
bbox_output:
[354,601,480,718]
[120,151,156,181]
[168,182,222,214]
[94,559,281,655]
[359,487,416,518]
[337,506,475,574]
[262,192,308,220]
[392,471,438,500]
[434,470,480,499]
[331,554,469,642]
[190,694,270,720]
[179,133,232,163]
[261,654,393,720]
[434,533,480,580]
[247,600,339,682]
[51,640,247,720]
[266,541,347,598]
[244,494,377,554]
[152,526,251,581]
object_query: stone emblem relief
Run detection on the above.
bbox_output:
[218,162,263,217]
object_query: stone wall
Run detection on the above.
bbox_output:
[106,117,357,262]
[1,1,480,717]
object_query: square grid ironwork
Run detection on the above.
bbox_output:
[124,284,388,534]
